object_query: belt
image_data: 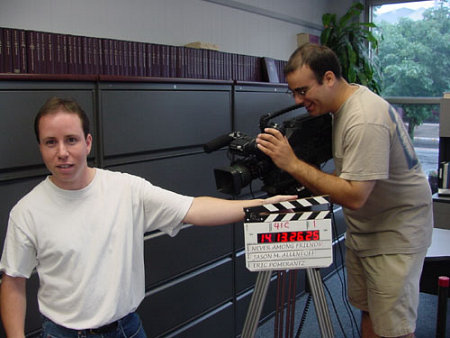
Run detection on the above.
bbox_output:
[88,320,119,334]
[42,313,131,336]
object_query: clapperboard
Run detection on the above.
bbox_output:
[244,195,333,272]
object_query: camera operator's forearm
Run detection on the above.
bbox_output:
[184,195,296,226]
[288,159,335,195]
[287,159,374,210]
[256,129,374,210]
[0,275,26,338]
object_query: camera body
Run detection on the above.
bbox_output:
[204,105,332,196]
[228,121,285,157]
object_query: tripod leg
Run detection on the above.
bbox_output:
[279,271,286,338]
[288,270,298,338]
[306,268,334,338]
[242,270,272,338]
[275,271,281,337]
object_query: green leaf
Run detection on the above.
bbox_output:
[322,13,336,28]
[348,66,357,83]
[320,2,382,92]
[360,22,377,28]
[348,46,357,64]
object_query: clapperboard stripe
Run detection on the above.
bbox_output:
[294,211,331,221]
[299,212,314,220]
[248,195,329,213]
[255,210,332,223]
[267,195,330,212]
[265,204,281,212]
[317,210,331,219]
[265,214,281,222]
[244,195,332,222]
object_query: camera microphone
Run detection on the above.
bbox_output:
[203,132,235,153]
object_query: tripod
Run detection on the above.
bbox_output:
[241,268,334,338]
[241,195,335,337]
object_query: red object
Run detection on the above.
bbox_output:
[438,276,449,288]
[436,276,449,338]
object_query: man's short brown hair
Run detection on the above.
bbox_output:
[284,43,342,84]
[34,97,90,143]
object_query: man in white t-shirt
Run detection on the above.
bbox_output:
[256,44,433,338]
[0,97,296,338]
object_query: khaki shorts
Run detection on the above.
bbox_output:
[346,248,427,337]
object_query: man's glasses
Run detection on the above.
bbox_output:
[286,87,310,98]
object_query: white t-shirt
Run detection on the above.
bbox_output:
[333,85,433,256]
[0,168,193,329]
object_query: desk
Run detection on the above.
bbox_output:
[420,228,450,295]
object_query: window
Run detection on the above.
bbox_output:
[368,0,450,184]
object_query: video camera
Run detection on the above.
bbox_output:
[204,103,333,196]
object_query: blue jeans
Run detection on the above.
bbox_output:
[41,312,147,338]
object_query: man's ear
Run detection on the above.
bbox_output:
[323,70,336,86]
[86,134,93,154]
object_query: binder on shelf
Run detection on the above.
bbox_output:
[126,41,134,76]
[101,38,113,75]
[40,33,54,74]
[3,28,13,73]
[176,46,186,78]
[168,45,177,78]
[36,31,45,74]
[208,49,219,80]
[114,39,121,76]
[276,59,287,83]
[200,48,209,79]
[75,35,83,75]
[262,57,279,83]
[67,35,75,74]
[138,42,146,77]
[0,28,4,73]
[252,55,262,82]
[150,43,162,77]
[144,43,152,77]
[0,26,290,83]
[122,41,130,76]
[232,53,244,81]
[44,32,55,74]
[95,37,102,75]
[53,33,67,74]
[26,30,38,74]
[66,34,83,75]
[160,44,170,78]
[185,47,207,79]
[82,36,89,75]
[222,51,232,81]
[184,46,196,79]
[12,29,27,74]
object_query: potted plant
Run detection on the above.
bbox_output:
[320,2,382,94]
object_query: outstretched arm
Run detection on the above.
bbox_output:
[256,128,375,210]
[183,194,297,226]
[0,274,26,338]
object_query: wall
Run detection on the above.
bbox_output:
[0,0,354,61]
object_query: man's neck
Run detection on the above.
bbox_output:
[332,80,359,114]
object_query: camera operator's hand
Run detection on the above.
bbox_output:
[256,128,299,174]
